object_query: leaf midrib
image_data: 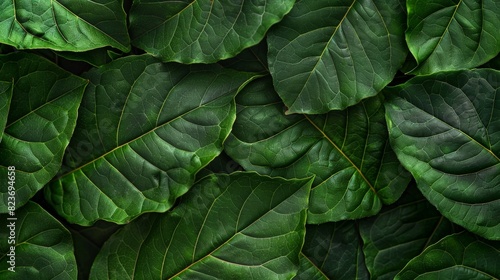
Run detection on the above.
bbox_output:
[304,115,377,195]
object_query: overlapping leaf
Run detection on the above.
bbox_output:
[395,232,500,279]
[293,221,369,280]
[385,69,500,240]
[0,53,87,213]
[45,55,256,225]
[225,78,410,223]
[267,0,407,114]
[406,0,500,75]
[0,201,77,278]
[0,0,130,52]
[129,0,295,63]
[0,81,12,141]
[90,172,312,279]
[359,184,459,279]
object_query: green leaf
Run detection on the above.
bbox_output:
[293,221,369,280]
[218,39,269,74]
[0,81,13,142]
[406,0,500,75]
[57,48,121,67]
[267,0,407,114]
[359,184,459,280]
[129,0,295,63]
[0,0,130,52]
[225,78,410,223]
[0,201,77,278]
[44,54,256,225]
[0,52,87,213]
[90,172,312,279]
[385,69,500,240]
[395,232,500,279]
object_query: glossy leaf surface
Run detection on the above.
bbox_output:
[0,81,12,142]
[406,0,500,74]
[293,221,369,280]
[225,78,410,223]
[0,0,130,52]
[385,69,500,240]
[0,201,77,278]
[90,172,312,279]
[0,53,86,212]
[45,55,255,225]
[267,0,407,113]
[359,184,459,279]
[395,232,500,279]
[129,0,294,63]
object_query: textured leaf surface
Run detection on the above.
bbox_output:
[0,0,130,52]
[45,55,255,225]
[129,0,294,63]
[385,69,500,240]
[90,172,312,279]
[267,0,407,113]
[0,201,77,278]
[0,53,86,212]
[225,78,410,223]
[0,81,12,141]
[395,232,500,279]
[359,184,459,280]
[406,0,500,74]
[293,221,369,280]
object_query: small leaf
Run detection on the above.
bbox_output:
[406,0,500,75]
[0,201,77,278]
[293,221,369,280]
[129,0,295,63]
[0,52,87,213]
[225,78,411,223]
[0,0,130,52]
[359,184,459,279]
[267,0,407,113]
[395,232,500,279]
[45,55,256,225]
[90,172,312,279]
[385,69,500,240]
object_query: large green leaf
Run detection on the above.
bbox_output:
[0,52,87,213]
[406,0,500,75]
[267,0,407,114]
[0,81,13,142]
[225,78,410,223]
[293,221,369,280]
[129,0,294,63]
[0,0,130,52]
[395,232,500,279]
[385,69,500,240]
[90,172,312,279]
[359,184,459,280]
[0,201,77,279]
[44,55,256,225]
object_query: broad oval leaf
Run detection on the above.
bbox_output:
[225,78,411,223]
[0,52,87,213]
[129,0,295,63]
[359,184,459,280]
[0,81,13,142]
[0,0,130,52]
[293,221,369,280]
[406,0,500,75]
[0,201,77,278]
[395,232,500,279]
[45,55,256,225]
[90,172,312,279]
[267,0,407,114]
[385,69,500,240]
